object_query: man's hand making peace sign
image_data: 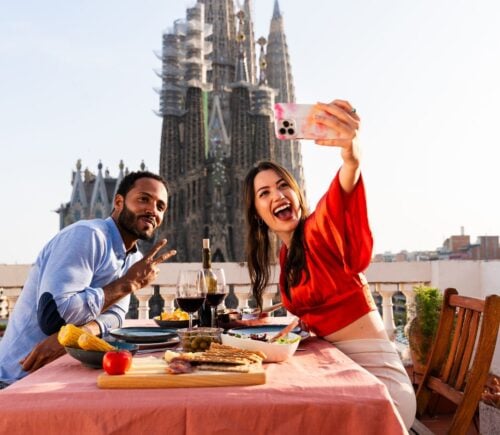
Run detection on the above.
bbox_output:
[102,239,177,311]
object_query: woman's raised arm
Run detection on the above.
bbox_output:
[314,99,361,194]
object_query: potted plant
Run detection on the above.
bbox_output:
[406,285,443,375]
[480,375,500,435]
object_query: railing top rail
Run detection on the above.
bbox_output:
[156,262,280,286]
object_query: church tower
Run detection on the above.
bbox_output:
[266,0,304,188]
[157,0,304,262]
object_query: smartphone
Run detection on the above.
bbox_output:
[274,103,341,140]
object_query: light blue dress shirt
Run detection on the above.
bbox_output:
[0,217,142,384]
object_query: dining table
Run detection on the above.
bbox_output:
[0,319,407,435]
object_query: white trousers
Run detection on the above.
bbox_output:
[334,338,416,431]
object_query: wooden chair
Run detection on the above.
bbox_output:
[411,288,500,435]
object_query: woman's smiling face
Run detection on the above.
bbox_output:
[253,169,301,247]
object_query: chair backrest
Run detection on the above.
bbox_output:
[416,287,500,435]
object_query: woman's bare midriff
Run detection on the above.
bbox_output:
[322,310,389,342]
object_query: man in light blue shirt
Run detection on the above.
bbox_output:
[0,171,176,387]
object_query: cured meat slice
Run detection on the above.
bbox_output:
[166,358,193,374]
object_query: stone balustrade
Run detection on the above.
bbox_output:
[0,262,425,344]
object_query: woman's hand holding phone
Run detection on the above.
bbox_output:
[275,99,361,192]
[274,100,359,145]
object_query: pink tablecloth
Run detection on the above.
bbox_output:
[0,333,406,435]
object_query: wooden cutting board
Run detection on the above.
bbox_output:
[97,356,266,389]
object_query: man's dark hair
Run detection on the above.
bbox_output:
[116,171,168,198]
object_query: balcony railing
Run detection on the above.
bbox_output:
[0,263,427,345]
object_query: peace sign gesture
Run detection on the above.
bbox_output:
[125,239,176,291]
[102,239,176,311]
[143,239,177,265]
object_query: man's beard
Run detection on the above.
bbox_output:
[117,204,155,241]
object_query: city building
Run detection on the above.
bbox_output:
[474,236,500,260]
[373,228,500,262]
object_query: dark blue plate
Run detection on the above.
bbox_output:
[65,341,138,369]
[153,317,198,329]
[227,324,309,340]
[109,327,178,343]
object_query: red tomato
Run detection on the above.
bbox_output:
[102,350,133,375]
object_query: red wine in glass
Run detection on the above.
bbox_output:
[177,297,205,313]
[205,293,227,307]
[176,270,207,329]
[207,268,227,328]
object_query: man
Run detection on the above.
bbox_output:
[0,171,176,388]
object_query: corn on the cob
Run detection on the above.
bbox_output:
[58,324,88,348]
[77,333,116,352]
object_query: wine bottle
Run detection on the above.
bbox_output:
[200,238,217,326]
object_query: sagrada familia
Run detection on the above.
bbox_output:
[57,0,304,262]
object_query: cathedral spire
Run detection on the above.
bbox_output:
[266,0,295,103]
[272,0,282,19]
[113,160,125,198]
[265,0,304,196]
[202,0,237,91]
[184,3,212,89]
[257,36,268,85]
[90,160,110,218]
[242,0,256,84]
[251,36,276,117]
[70,159,88,210]
[234,10,249,83]
[208,94,230,154]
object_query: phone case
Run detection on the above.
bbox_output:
[274,103,339,140]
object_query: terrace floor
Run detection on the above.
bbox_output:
[415,415,479,435]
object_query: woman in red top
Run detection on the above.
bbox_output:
[244,99,416,430]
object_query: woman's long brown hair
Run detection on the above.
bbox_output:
[243,161,309,310]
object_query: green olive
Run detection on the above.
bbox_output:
[191,337,201,350]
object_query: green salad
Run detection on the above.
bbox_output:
[229,332,300,344]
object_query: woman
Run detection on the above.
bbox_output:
[244,99,416,430]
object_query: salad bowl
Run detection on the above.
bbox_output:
[221,331,300,363]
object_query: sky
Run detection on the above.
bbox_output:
[1,0,499,264]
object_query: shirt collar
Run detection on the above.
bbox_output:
[105,217,138,260]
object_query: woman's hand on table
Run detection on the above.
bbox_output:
[20,332,66,373]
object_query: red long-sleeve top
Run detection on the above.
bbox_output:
[279,171,376,337]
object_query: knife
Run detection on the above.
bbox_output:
[250,303,284,316]
[269,317,300,343]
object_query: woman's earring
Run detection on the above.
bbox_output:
[255,216,264,226]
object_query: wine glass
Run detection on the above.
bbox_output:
[206,268,227,328]
[176,270,207,329]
